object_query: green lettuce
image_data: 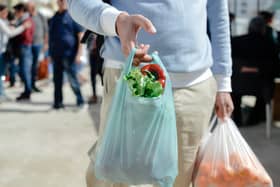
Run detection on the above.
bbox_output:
[124,68,163,98]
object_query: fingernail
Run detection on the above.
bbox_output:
[150,26,157,33]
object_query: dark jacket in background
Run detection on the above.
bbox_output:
[49,10,83,60]
[232,33,279,81]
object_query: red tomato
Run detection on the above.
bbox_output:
[141,64,166,87]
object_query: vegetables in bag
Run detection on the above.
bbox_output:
[94,48,178,187]
[193,118,273,187]
[124,64,166,98]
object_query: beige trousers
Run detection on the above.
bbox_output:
[86,68,217,187]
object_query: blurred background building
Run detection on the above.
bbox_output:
[0,0,56,18]
[229,0,280,35]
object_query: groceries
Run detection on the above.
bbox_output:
[94,49,178,187]
[124,64,166,98]
[195,153,272,187]
[193,118,273,187]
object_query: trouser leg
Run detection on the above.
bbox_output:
[89,54,98,97]
[31,44,42,87]
[173,77,217,187]
[53,59,64,106]
[19,45,32,95]
[0,54,4,96]
[63,59,84,105]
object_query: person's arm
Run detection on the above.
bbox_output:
[66,0,156,63]
[207,0,234,119]
[66,0,120,36]
[41,13,49,52]
[48,18,53,58]
[0,20,25,38]
[207,0,232,91]
[75,32,84,63]
[72,18,85,64]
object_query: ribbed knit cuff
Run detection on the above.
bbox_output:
[214,75,232,92]
[100,7,123,36]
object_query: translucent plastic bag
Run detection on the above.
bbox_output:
[193,118,273,187]
[94,48,178,187]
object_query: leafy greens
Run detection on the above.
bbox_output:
[124,68,164,98]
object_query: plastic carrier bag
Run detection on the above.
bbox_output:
[193,117,273,187]
[94,48,178,187]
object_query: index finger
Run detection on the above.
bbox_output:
[131,15,157,34]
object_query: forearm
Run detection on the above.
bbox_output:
[207,0,232,92]
[66,0,121,36]
[43,34,49,50]
[43,22,49,48]
[76,32,83,57]
[0,22,25,37]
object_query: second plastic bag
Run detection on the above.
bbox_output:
[94,48,178,187]
[193,118,273,187]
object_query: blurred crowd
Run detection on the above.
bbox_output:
[0,0,102,109]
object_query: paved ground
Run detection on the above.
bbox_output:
[0,73,279,187]
[0,73,102,187]
[239,124,280,186]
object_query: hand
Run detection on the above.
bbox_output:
[48,56,53,63]
[215,92,234,121]
[75,55,82,64]
[43,43,49,52]
[23,21,32,29]
[116,12,157,65]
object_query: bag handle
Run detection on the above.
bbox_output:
[123,47,137,75]
[151,51,168,74]
[209,115,218,132]
[124,49,167,76]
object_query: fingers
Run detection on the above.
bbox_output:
[133,44,153,66]
[133,54,153,66]
[132,15,157,34]
[215,93,234,121]
[24,21,32,28]
[122,41,135,57]
[116,13,156,57]
[216,104,233,121]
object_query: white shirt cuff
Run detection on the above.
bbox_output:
[214,75,232,92]
[100,7,122,36]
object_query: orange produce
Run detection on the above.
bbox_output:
[194,152,273,187]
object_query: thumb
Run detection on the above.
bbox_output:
[131,15,157,34]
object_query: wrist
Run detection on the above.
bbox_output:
[214,75,232,92]
[116,12,129,36]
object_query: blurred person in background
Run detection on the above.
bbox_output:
[27,1,49,93]
[4,11,21,88]
[229,12,235,36]
[87,34,103,104]
[231,17,280,125]
[0,4,31,102]
[259,11,279,46]
[13,3,35,101]
[49,0,84,109]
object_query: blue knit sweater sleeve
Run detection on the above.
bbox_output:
[66,0,110,35]
[207,0,232,77]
